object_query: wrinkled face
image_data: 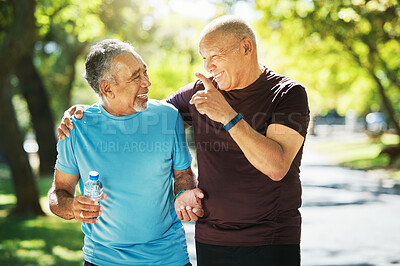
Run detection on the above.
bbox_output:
[108,52,151,116]
[199,33,247,91]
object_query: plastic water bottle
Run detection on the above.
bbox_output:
[84,171,103,203]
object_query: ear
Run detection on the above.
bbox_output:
[241,38,254,55]
[99,80,114,99]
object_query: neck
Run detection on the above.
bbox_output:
[236,60,264,90]
[100,97,136,116]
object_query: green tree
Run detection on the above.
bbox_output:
[0,0,44,216]
[15,53,57,176]
[256,0,400,136]
[34,0,105,116]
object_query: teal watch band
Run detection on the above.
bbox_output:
[223,113,243,131]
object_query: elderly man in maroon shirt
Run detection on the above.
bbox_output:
[59,15,309,266]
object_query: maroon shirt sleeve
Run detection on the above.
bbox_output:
[166,81,198,125]
[271,85,310,137]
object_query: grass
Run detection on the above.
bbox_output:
[308,133,400,182]
[1,133,400,265]
[0,167,84,266]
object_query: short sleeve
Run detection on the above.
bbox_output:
[271,85,310,137]
[166,81,197,125]
[55,130,80,175]
[172,113,192,170]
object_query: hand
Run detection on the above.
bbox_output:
[57,105,89,140]
[189,72,237,125]
[175,188,204,222]
[73,193,107,223]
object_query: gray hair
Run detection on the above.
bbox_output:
[199,15,257,49]
[83,39,135,94]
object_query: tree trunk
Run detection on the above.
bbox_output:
[0,0,45,216]
[370,69,400,136]
[0,81,44,216]
[15,54,57,176]
[343,43,400,137]
[57,41,88,111]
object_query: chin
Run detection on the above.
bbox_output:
[217,82,230,91]
[134,100,148,112]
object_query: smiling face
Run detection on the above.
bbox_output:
[199,32,252,91]
[102,52,151,116]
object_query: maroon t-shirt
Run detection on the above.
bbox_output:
[167,68,310,246]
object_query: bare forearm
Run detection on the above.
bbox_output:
[173,167,197,194]
[228,120,287,180]
[48,187,75,220]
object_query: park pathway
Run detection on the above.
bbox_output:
[183,135,400,266]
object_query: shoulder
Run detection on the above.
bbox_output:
[71,103,101,125]
[166,80,206,103]
[264,69,307,101]
[147,99,180,116]
[146,100,183,128]
[83,103,102,114]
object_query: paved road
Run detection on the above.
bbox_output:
[183,135,400,265]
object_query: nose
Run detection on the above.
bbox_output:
[141,74,151,87]
[204,58,215,74]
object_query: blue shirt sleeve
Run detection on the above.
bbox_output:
[55,129,80,175]
[172,113,192,170]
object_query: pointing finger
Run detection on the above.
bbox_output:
[195,72,216,92]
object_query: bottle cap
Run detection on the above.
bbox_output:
[89,171,99,180]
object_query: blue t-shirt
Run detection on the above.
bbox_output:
[55,99,192,265]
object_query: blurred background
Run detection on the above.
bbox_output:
[1,0,400,265]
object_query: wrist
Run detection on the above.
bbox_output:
[223,113,243,131]
[174,189,186,201]
[223,112,238,125]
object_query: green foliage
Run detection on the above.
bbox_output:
[1,0,213,127]
[0,0,13,40]
[30,0,209,118]
[34,0,106,118]
[35,0,104,39]
[0,177,83,265]
[0,215,83,266]
[255,0,400,117]
[309,133,400,169]
[143,16,205,100]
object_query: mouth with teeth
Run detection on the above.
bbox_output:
[136,93,148,100]
[213,72,224,82]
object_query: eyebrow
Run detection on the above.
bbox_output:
[200,47,226,58]
[129,64,147,80]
